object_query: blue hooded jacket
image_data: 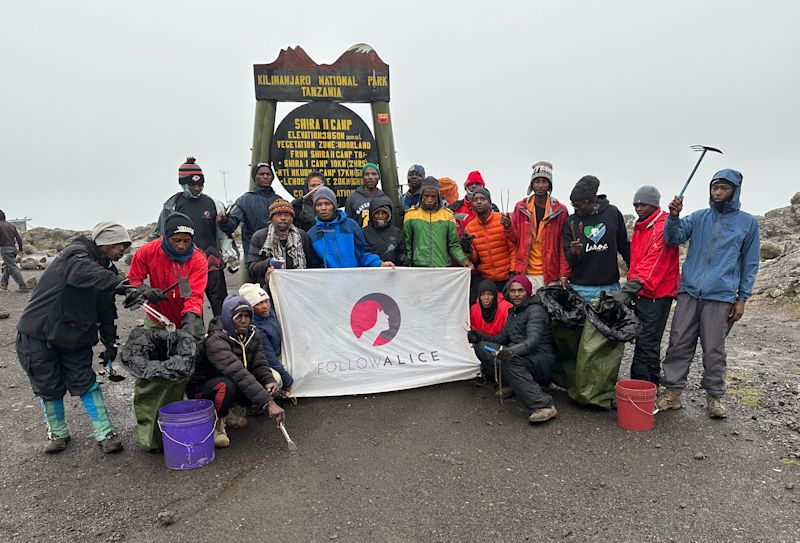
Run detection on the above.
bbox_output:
[664,169,760,303]
[306,210,382,268]
[253,310,293,389]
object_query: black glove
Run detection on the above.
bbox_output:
[139,285,168,304]
[467,330,480,344]
[181,312,201,331]
[123,288,146,310]
[496,346,514,361]
[113,278,133,295]
[460,234,475,255]
[611,279,643,307]
[99,339,118,362]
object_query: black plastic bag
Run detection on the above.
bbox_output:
[536,286,586,329]
[120,326,196,381]
[584,294,641,342]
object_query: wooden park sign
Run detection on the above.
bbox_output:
[250,44,399,208]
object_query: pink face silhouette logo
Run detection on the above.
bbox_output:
[349,293,401,346]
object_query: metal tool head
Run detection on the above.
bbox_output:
[690,145,723,154]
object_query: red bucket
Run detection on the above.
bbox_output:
[615,379,657,431]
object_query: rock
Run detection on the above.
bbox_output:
[770,288,785,298]
[0,310,9,319]
[693,452,705,460]
[19,257,38,270]
[761,241,783,260]
[786,482,795,490]
[157,510,175,526]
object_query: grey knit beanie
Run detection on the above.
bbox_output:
[633,185,661,207]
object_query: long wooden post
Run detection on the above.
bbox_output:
[249,100,277,189]
[370,101,400,222]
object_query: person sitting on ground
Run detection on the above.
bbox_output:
[16,222,142,454]
[345,163,386,227]
[292,171,326,232]
[188,294,285,448]
[469,275,557,424]
[247,198,311,287]
[307,186,393,269]
[402,164,426,210]
[469,280,513,337]
[0,209,30,292]
[465,187,513,299]
[404,177,473,270]
[363,195,407,266]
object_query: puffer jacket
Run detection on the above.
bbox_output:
[403,204,467,267]
[506,195,570,284]
[465,211,512,282]
[665,169,760,303]
[629,209,680,299]
[307,210,382,268]
[218,185,281,253]
[363,195,407,265]
[192,297,276,407]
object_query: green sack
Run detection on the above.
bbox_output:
[550,323,582,390]
[568,321,624,409]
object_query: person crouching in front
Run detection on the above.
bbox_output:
[188,294,285,448]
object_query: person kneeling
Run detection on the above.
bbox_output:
[469,275,557,424]
[188,294,284,448]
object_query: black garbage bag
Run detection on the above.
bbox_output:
[120,326,196,381]
[536,286,586,329]
[584,294,641,342]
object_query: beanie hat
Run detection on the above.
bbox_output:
[465,170,486,188]
[362,163,380,177]
[163,212,195,238]
[91,222,132,246]
[269,198,295,218]
[508,274,534,297]
[251,162,273,181]
[313,186,337,206]
[633,185,661,207]
[239,282,270,306]
[408,164,425,177]
[472,186,491,202]
[530,161,553,191]
[570,175,600,202]
[178,157,204,185]
[421,176,440,192]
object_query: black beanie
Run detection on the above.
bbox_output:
[570,175,600,202]
[472,186,491,202]
[164,212,195,238]
[251,162,273,181]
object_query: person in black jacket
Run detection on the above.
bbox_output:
[292,171,326,232]
[469,275,557,424]
[246,199,312,287]
[188,294,285,448]
[563,175,630,302]
[15,222,144,454]
[363,195,407,266]
[152,157,227,316]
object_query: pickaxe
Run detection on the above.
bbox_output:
[678,145,723,197]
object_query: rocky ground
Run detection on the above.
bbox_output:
[0,266,797,543]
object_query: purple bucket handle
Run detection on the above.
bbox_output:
[157,411,217,449]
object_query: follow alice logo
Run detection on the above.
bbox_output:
[349,293,402,346]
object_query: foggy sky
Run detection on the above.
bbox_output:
[1,0,798,230]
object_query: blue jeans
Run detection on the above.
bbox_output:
[571,282,620,303]
[1,246,26,288]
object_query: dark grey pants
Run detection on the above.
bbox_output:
[1,246,26,288]
[661,293,734,398]
[16,332,96,400]
[631,296,673,385]
[474,341,553,410]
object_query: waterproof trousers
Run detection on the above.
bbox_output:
[631,296,673,385]
[661,293,733,398]
[474,341,553,410]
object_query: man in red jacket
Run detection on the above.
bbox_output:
[501,161,570,291]
[612,186,680,384]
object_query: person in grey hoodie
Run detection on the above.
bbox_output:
[345,163,385,227]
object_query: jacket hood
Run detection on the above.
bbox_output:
[221,294,253,338]
[709,168,742,213]
[368,195,393,226]
[596,195,610,213]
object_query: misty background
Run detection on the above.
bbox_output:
[1,0,797,230]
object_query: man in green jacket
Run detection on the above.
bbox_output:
[404,177,473,269]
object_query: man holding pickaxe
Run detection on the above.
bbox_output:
[657,169,760,418]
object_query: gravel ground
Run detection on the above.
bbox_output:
[0,267,798,543]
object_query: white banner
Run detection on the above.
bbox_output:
[270,268,480,397]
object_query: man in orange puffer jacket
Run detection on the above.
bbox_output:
[502,161,570,291]
[466,187,513,300]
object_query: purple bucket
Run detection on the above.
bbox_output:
[158,399,216,470]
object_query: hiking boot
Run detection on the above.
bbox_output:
[99,433,123,454]
[214,417,230,448]
[528,406,558,424]
[226,406,248,429]
[0,284,7,291]
[19,287,32,293]
[656,389,683,411]
[45,436,71,454]
[495,386,515,399]
[707,394,728,419]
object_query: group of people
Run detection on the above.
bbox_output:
[10,154,760,454]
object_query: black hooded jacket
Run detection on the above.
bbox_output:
[562,195,630,286]
[363,195,407,265]
[17,237,119,348]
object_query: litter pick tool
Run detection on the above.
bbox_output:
[678,145,723,197]
[142,303,177,332]
[279,422,298,453]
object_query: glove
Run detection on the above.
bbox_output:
[467,330,480,344]
[139,285,168,304]
[611,279,644,307]
[99,339,118,362]
[497,344,524,361]
[460,234,475,255]
[113,278,133,295]
[123,288,146,310]
[181,312,201,331]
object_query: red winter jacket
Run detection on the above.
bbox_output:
[469,294,513,337]
[466,211,513,282]
[505,196,571,284]
[628,209,680,299]
[127,238,209,326]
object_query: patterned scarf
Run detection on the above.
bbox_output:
[260,224,306,269]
